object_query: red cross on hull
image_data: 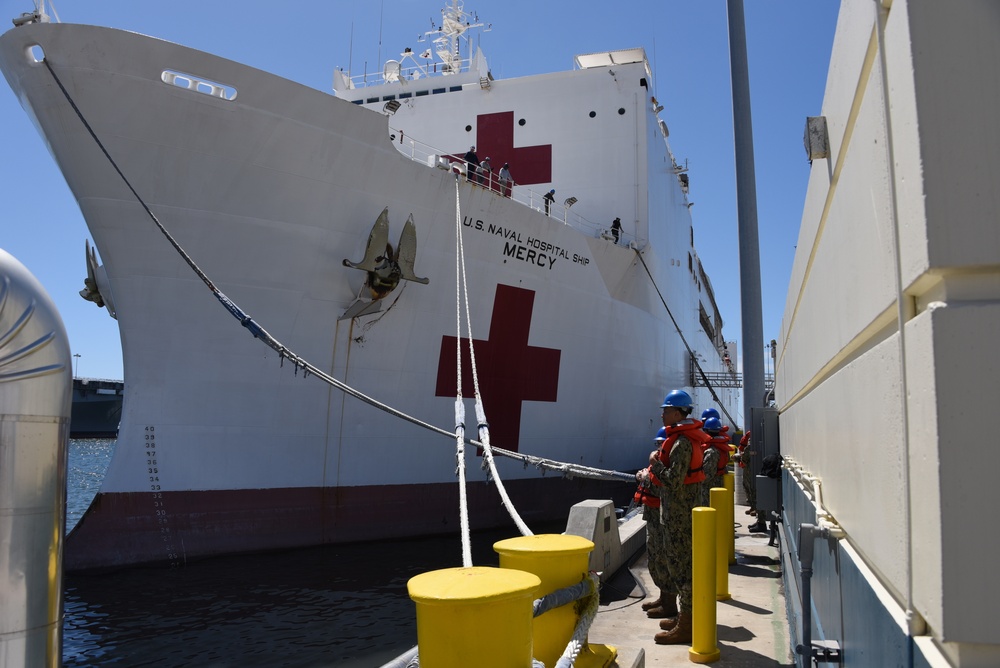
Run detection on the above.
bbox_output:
[435,284,561,452]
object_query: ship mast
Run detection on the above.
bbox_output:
[425,0,485,75]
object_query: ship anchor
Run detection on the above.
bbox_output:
[78,239,117,319]
[341,207,428,319]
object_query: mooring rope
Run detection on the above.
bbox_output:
[41,58,637,485]
[452,179,473,568]
[633,249,742,430]
[452,180,533,538]
[553,573,601,668]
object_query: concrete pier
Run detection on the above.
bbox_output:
[588,503,790,667]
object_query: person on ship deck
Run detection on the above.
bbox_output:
[498,162,513,197]
[543,189,555,216]
[463,145,480,184]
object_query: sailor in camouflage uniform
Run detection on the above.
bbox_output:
[649,390,710,645]
[635,429,679,619]
[701,416,731,503]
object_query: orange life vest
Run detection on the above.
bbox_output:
[657,420,709,484]
[633,466,661,508]
[737,430,751,468]
[708,434,731,476]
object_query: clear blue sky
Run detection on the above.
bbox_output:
[0,0,840,381]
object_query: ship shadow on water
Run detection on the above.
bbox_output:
[64,439,586,665]
[62,520,565,667]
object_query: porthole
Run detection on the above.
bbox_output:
[589,111,596,118]
[518,118,526,126]
[618,108,626,115]
[465,125,472,132]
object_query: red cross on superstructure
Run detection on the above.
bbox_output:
[455,111,553,185]
[435,284,561,453]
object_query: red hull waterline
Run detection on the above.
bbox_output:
[65,477,632,571]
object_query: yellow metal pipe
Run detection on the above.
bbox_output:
[407,566,540,667]
[723,472,736,564]
[690,507,721,663]
[710,488,731,601]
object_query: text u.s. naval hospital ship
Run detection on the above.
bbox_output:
[1,1,738,571]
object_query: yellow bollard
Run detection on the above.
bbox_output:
[710,488,731,601]
[690,508,721,663]
[494,534,616,668]
[407,566,540,668]
[723,472,736,564]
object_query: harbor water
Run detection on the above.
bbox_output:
[63,438,542,667]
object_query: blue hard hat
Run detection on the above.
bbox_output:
[661,390,693,409]
[654,427,667,442]
[704,417,723,433]
[701,408,721,421]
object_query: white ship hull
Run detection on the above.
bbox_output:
[1,18,738,570]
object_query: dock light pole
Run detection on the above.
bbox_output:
[727,0,765,427]
[73,353,81,378]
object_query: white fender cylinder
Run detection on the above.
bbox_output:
[0,248,72,667]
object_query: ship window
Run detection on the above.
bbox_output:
[589,111,596,118]
[465,125,472,132]
[382,95,396,101]
[367,97,379,103]
[519,118,526,126]
[416,90,429,97]
[640,77,648,89]
[161,70,237,101]
[618,108,626,115]
[432,88,446,94]
[352,99,363,105]
[688,253,693,272]
[398,92,411,99]
[449,85,463,92]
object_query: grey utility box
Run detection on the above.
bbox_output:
[751,406,781,515]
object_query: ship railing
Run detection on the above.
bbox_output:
[342,56,472,90]
[389,126,632,245]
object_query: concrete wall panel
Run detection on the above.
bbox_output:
[780,333,907,597]
[921,301,1000,643]
[908,2,1000,274]
[881,0,929,287]
[820,0,876,171]
[903,306,944,641]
